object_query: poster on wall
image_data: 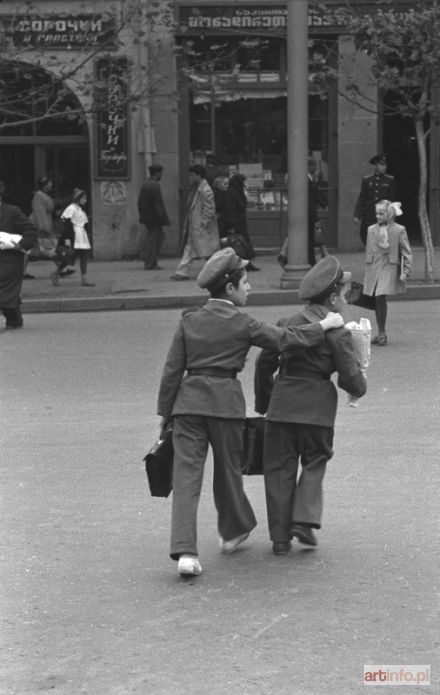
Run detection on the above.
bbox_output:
[94,57,130,180]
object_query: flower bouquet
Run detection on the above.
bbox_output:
[345,318,371,407]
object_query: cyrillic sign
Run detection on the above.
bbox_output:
[5,15,116,48]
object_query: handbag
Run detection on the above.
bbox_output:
[241,417,265,475]
[55,244,76,266]
[346,281,376,310]
[144,428,174,497]
[223,232,253,260]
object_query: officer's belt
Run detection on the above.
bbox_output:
[280,367,329,381]
[187,368,237,379]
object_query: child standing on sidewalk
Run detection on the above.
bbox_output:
[51,188,95,287]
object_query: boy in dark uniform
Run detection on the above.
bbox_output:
[354,154,396,245]
[157,247,344,577]
[254,255,367,555]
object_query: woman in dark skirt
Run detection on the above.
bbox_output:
[219,174,260,271]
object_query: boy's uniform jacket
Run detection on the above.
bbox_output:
[157,300,326,421]
[254,304,366,427]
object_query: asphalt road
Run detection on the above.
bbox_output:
[1,301,439,695]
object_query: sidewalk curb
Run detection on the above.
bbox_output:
[21,284,440,313]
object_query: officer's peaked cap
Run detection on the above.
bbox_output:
[298,255,352,302]
[369,153,387,165]
[197,247,249,291]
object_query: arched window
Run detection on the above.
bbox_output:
[0,61,87,136]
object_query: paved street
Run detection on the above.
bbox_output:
[1,301,439,695]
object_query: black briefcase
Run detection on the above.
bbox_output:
[346,281,376,310]
[241,417,265,475]
[55,244,76,266]
[144,428,173,498]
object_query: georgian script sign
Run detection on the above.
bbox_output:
[178,3,415,34]
[5,14,116,49]
[94,58,130,181]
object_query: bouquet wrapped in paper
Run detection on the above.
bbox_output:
[0,231,23,250]
[345,318,371,407]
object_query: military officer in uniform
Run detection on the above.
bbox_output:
[157,247,344,578]
[354,153,396,245]
[254,255,367,556]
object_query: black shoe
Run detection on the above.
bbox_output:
[291,525,317,547]
[272,541,292,556]
[277,254,287,268]
[23,272,35,279]
[247,262,260,271]
[5,323,23,330]
[59,268,75,277]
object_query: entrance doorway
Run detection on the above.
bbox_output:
[383,95,421,243]
[0,142,89,215]
[0,59,90,234]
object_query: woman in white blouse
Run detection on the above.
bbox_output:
[51,188,94,287]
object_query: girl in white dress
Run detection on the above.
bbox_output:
[51,188,94,286]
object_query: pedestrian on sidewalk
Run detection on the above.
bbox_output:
[170,165,219,281]
[30,176,57,260]
[354,153,396,246]
[0,180,38,329]
[30,176,75,280]
[218,173,260,271]
[254,255,367,556]
[363,200,412,346]
[278,157,327,268]
[157,246,344,578]
[137,164,170,270]
[50,189,95,287]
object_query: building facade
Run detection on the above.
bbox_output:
[0,0,437,259]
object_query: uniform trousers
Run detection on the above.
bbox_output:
[263,421,334,541]
[170,414,257,560]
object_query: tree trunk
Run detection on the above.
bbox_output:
[415,118,435,282]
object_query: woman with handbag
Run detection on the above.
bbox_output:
[363,200,412,346]
[219,174,260,271]
[50,188,95,287]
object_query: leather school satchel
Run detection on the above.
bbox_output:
[346,281,376,310]
[144,428,173,498]
[241,417,265,475]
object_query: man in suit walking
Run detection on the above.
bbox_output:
[0,180,37,329]
[354,153,396,246]
[137,164,170,270]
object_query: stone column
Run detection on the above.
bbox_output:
[281,0,309,289]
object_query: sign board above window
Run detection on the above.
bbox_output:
[177,3,416,34]
[4,15,116,49]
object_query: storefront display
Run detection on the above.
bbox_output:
[179,3,336,248]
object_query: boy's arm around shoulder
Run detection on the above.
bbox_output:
[247,312,325,353]
[326,327,367,398]
[253,316,287,415]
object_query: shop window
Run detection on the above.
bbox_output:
[182,35,284,86]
